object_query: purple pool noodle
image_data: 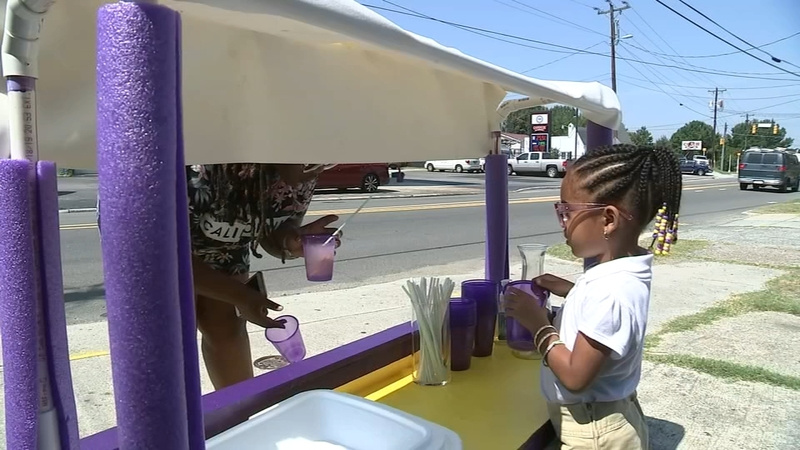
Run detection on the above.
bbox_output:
[0,159,38,450]
[484,154,509,283]
[36,161,81,449]
[97,3,189,449]
[174,14,206,444]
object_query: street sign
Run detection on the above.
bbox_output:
[531,113,549,134]
[681,140,702,151]
[530,133,549,153]
[530,112,551,152]
[757,122,772,128]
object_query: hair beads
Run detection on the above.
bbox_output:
[653,205,679,256]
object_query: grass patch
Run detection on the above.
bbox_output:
[646,354,800,390]
[546,243,580,263]
[656,270,800,335]
[752,201,800,215]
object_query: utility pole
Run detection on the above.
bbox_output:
[709,88,726,163]
[596,1,630,92]
[721,122,728,172]
[744,113,750,151]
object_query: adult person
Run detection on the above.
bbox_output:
[100,163,339,389]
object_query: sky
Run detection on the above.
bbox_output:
[357,0,800,141]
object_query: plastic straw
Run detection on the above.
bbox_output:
[323,197,370,245]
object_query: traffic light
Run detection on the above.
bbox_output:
[720,137,725,145]
[751,124,757,134]
[773,124,779,135]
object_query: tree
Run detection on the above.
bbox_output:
[502,105,587,136]
[655,135,671,149]
[630,126,654,146]
[670,121,719,157]
[726,119,793,152]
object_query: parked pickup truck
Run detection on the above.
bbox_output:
[508,152,569,178]
[680,155,712,176]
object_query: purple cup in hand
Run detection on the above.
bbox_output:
[504,280,550,353]
[302,234,336,282]
[265,315,306,363]
[461,280,499,357]
[449,297,477,371]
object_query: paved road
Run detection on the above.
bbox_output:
[56,175,792,326]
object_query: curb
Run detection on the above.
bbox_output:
[58,208,97,214]
[315,190,482,201]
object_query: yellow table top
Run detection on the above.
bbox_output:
[337,346,549,449]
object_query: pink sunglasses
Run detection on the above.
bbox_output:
[553,202,633,229]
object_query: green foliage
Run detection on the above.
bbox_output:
[502,105,586,136]
[669,121,719,155]
[655,135,672,150]
[726,119,794,152]
[630,126,654,146]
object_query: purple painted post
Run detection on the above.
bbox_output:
[584,121,614,270]
[485,132,509,283]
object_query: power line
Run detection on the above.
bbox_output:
[619,79,800,101]
[362,3,800,82]
[653,0,800,79]
[520,42,607,74]
[675,0,783,63]
[626,8,718,87]
[616,74,800,90]
[616,46,710,118]
[492,0,605,38]
[622,31,800,60]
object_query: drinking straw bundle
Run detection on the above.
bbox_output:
[403,278,454,385]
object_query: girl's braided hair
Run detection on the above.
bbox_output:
[569,144,682,247]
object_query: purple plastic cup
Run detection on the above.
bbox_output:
[449,297,477,371]
[504,281,550,353]
[461,280,499,357]
[265,315,306,363]
[302,234,336,282]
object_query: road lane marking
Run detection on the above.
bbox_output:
[57,183,735,231]
[70,350,110,361]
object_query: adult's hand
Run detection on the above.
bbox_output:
[284,214,341,257]
[236,294,286,329]
[533,274,575,298]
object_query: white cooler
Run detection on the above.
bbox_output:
[206,390,462,450]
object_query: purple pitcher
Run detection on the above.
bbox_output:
[503,280,550,359]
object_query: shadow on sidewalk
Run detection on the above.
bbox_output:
[647,416,685,450]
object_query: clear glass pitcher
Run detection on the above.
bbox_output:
[519,243,549,281]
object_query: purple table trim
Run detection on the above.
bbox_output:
[82,320,557,449]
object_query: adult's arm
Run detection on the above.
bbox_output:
[191,255,281,311]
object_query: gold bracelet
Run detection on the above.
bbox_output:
[542,339,565,367]
[536,332,559,354]
[533,325,557,346]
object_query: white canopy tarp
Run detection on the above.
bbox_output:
[0,0,621,168]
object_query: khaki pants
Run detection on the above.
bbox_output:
[547,393,649,450]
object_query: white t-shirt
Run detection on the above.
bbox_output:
[540,254,653,404]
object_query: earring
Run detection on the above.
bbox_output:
[603,229,609,240]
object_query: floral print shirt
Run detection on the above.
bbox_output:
[187,164,317,275]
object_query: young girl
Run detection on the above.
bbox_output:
[505,144,682,450]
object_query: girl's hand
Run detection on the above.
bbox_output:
[504,287,550,332]
[533,273,575,298]
[283,215,341,257]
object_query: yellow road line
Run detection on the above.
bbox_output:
[57,182,734,231]
[69,350,110,361]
